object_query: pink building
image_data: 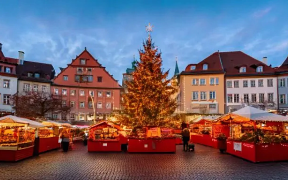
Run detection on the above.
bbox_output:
[51,48,121,122]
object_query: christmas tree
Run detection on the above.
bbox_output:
[121,24,177,128]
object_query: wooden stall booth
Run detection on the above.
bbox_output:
[127,126,176,153]
[88,121,126,152]
[218,106,288,162]
[0,115,44,161]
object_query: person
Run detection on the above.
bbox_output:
[61,130,70,152]
[182,128,190,151]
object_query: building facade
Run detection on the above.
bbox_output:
[276,56,288,111]
[180,52,225,114]
[0,43,18,114]
[52,48,121,121]
[220,52,278,112]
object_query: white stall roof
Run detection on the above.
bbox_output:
[0,115,44,128]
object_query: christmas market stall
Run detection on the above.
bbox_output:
[127,126,176,153]
[0,115,44,161]
[218,106,288,162]
[88,121,126,152]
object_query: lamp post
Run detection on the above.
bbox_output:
[89,95,96,124]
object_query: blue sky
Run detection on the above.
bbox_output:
[1,0,288,83]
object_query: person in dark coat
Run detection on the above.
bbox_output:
[182,128,190,151]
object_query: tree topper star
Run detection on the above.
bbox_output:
[146,23,153,33]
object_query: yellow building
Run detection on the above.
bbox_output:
[180,52,225,114]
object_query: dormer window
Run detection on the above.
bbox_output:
[190,66,196,70]
[28,73,33,77]
[34,73,40,78]
[203,64,208,70]
[256,66,263,72]
[80,59,86,65]
[240,67,246,73]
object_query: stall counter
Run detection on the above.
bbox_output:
[88,139,121,152]
[0,145,34,162]
[127,138,176,153]
[39,136,60,153]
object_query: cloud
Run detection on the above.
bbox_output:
[253,7,272,18]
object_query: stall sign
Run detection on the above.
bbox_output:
[144,144,148,148]
[103,143,107,146]
[233,142,242,151]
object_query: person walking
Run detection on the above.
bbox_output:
[61,130,70,152]
[182,128,190,151]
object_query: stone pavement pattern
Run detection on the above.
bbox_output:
[0,142,288,180]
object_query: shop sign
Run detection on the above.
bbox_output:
[144,144,148,148]
[234,142,242,151]
[103,143,107,146]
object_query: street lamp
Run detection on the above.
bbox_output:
[89,95,96,124]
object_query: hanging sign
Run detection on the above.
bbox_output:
[103,143,107,147]
[234,142,242,151]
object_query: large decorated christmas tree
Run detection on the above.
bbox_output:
[121,23,177,128]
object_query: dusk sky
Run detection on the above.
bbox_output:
[1,0,288,83]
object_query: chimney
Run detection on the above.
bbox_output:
[18,51,24,65]
[0,43,2,51]
[262,57,267,65]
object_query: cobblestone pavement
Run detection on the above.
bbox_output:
[1,142,288,180]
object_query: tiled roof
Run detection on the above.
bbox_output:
[181,52,224,75]
[219,51,275,76]
[276,56,288,73]
[17,60,55,83]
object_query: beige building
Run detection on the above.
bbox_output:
[180,52,225,114]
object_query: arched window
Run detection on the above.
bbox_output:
[240,67,246,73]
[203,64,208,70]
[190,65,196,70]
[256,66,263,72]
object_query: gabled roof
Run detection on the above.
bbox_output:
[276,56,288,73]
[181,52,224,75]
[17,60,55,83]
[219,51,275,76]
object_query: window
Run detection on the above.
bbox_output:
[89,91,94,97]
[192,91,198,100]
[34,73,40,78]
[33,84,38,92]
[52,114,58,119]
[210,78,215,85]
[279,79,286,87]
[258,79,264,87]
[97,76,102,82]
[250,80,255,87]
[215,77,219,85]
[88,101,93,108]
[70,113,75,120]
[243,80,248,87]
[62,100,66,106]
[190,66,196,70]
[5,67,11,73]
[251,94,257,103]
[240,67,246,73]
[71,90,76,96]
[24,83,30,91]
[209,104,216,109]
[80,59,86,65]
[70,101,75,107]
[3,80,10,88]
[244,94,249,103]
[209,91,216,100]
[203,64,208,70]
[267,79,273,87]
[42,85,47,92]
[28,73,33,77]
[97,102,102,109]
[88,76,93,82]
[87,68,92,72]
[256,66,263,72]
[200,79,206,85]
[234,94,239,103]
[227,94,233,103]
[3,94,10,105]
[234,81,239,88]
[268,93,274,103]
[259,93,264,103]
[98,91,102,97]
[75,75,80,82]
[227,81,232,88]
[79,114,85,121]
[106,91,111,98]
[63,75,68,81]
[80,102,85,108]
[80,90,85,96]
[200,91,206,100]
[62,89,67,96]
[192,79,198,85]
[280,94,286,104]
[54,88,59,95]
[106,102,111,109]
[77,68,83,73]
